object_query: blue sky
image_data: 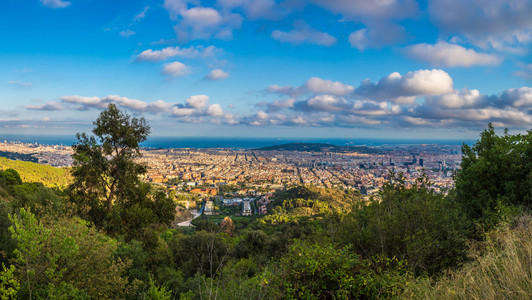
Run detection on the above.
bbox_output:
[1,0,532,139]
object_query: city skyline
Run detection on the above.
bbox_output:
[2,0,532,139]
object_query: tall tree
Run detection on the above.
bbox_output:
[69,103,150,223]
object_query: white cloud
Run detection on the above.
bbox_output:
[499,87,532,108]
[182,7,223,27]
[271,21,336,46]
[172,107,196,116]
[266,76,354,98]
[405,42,502,67]
[305,77,354,96]
[205,69,229,80]
[120,30,136,38]
[256,110,269,120]
[207,104,224,116]
[306,95,346,111]
[49,94,233,124]
[61,95,108,109]
[170,5,243,41]
[186,95,209,109]
[161,62,190,77]
[40,0,70,8]
[136,45,220,62]
[357,69,454,102]
[425,88,487,109]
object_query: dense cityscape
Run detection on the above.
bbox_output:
[0,139,461,198]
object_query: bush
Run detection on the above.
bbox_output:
[267,240,411,299]
[335,174,470,276]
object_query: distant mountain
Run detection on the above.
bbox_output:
[255,142,381,153]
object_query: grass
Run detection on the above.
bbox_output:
[403,214,532,299]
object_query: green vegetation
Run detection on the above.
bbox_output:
[1,114,531,299]
[0,157,71,188]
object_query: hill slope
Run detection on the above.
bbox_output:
[0,157,71,188]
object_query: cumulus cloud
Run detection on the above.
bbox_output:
[207,103,224,116]
[40,0,70,8]
[205,69,229,80]
[29,93,231,125]
[61,95,108,109]
[499,87,532,108]
[305,77,354,96]
[252,68,532,129]
[425,88,487,109]
[161,62,190,77]
[136,45,220,62]
[164,2,243,42]
[356,69,454,103]
[271,21,337,46]
[186,95,209,109]
[266,77,354,98]
[405,42,502,67]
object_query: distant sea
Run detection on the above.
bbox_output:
[0,134,475,149]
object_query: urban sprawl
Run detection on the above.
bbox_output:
[0,140,461,218]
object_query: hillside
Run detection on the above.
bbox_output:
[0,157,71,188]
[266,185,361,218]
[255,142,382,154]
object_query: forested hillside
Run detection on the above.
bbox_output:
[0,157,71,188]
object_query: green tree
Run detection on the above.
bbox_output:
[9,208,132,299]
[68,103,150,224]
[0,169,22,187]
[455,123,531,229]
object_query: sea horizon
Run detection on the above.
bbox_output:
[0,134,475,149]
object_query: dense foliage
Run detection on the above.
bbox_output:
[1,118,531,299]
[455,123,532,230]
